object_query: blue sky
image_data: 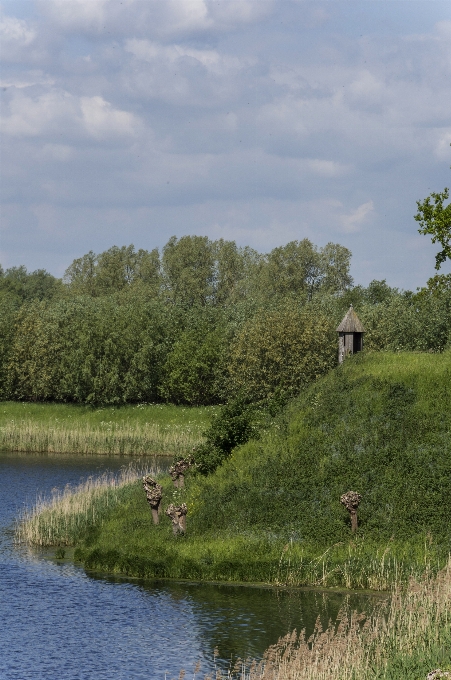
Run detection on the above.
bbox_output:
[1,0,450,289]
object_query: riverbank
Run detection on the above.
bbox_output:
[18,463,437,591]
[0,402,215,455]
[20,464,442,591]
[17,351,451,592]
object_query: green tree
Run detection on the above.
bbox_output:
[319,242,354,294]
[214,240,260,305]
[415,187,451,270]
[0,296,20,398]
[227,305,336,402]
[0,265,62,303]
[6,297,173,404]
[63,251,98,296]
[63,245,161,297]
[160,324,227,405]
[193,397,256,474]
[253,240,353,302]
[256,239,321,299]
[162,235,216,306]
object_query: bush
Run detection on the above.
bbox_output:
[159,326,227,405]
[193,397,256,474]
[227,304,336,402]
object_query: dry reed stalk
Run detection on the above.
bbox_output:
[16,463,157,546]
[208,558,451,680]
[1,420,202,455]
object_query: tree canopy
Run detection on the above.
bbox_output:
[1,232,450,406]
[415,161,451,271]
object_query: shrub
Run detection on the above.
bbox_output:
[227,305,336,402]
[193,397,256,474]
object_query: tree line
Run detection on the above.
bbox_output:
[1,234,450,406]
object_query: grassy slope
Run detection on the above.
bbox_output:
[0,402,216,454]
[70,352,450,587]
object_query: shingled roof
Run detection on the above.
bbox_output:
[336,305,365,333]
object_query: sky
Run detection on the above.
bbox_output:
[1,0,451,290]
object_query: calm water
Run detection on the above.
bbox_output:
[0,452,377,679]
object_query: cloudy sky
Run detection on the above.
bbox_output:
[1,0,450,289]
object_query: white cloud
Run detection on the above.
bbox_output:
[207,0,274,27]
[125,38,247,74]
[1,90,140,140]
[435,20,451,39]
[306,159,350,178]
[0,15,36,61]
[159,0,211,34]
[340,201,374,234]
[80,96,138,139]
[41,143,74,161]
[0,71,55,89]
[38,0,108,32]
[39,0,271,38]
[346,70,386,112]
[0,15,36,45]
[435,131,451,160]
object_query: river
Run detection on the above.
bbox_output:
[0,452,378,679]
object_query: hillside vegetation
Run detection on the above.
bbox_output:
[22,351,451,590]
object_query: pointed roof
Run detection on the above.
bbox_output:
[336,305,365,333]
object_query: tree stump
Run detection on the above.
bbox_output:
[340,491,362,533]
[169,458,192,488]
[165,503,188,535]
[142,476,163,525]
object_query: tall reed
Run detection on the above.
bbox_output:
[271,538,441,591]
[1,420,202,455]
[16,463,156,546]
[202,558,451,679]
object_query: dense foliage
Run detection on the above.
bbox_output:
[1,235,451,405]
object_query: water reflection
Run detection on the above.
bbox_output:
[100,577,377,670]
[0,452,380,678]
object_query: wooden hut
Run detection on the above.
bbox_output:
[337,305,365,364]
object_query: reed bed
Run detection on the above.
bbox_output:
[1,419,203,456]
[200,558,451,680]
[271,538,441,591]
[16,463,157,546]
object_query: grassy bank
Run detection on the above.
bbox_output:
[18,352,451,592]
[16,463,157,546]
[0,402,215,455]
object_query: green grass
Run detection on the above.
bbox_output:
[19,351,451,592]
[71,478,446,590]
[0,401,217,455]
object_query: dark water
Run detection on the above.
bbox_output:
[0,452,378,679]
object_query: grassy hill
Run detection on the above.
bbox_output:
[23,351,451,590]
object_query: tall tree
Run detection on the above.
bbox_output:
[415,185,451,270]
[254,240,353,301]
[63,251,98,295]
[63,245,161,296]
[0,265,62,302]
[162,235,215,306]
